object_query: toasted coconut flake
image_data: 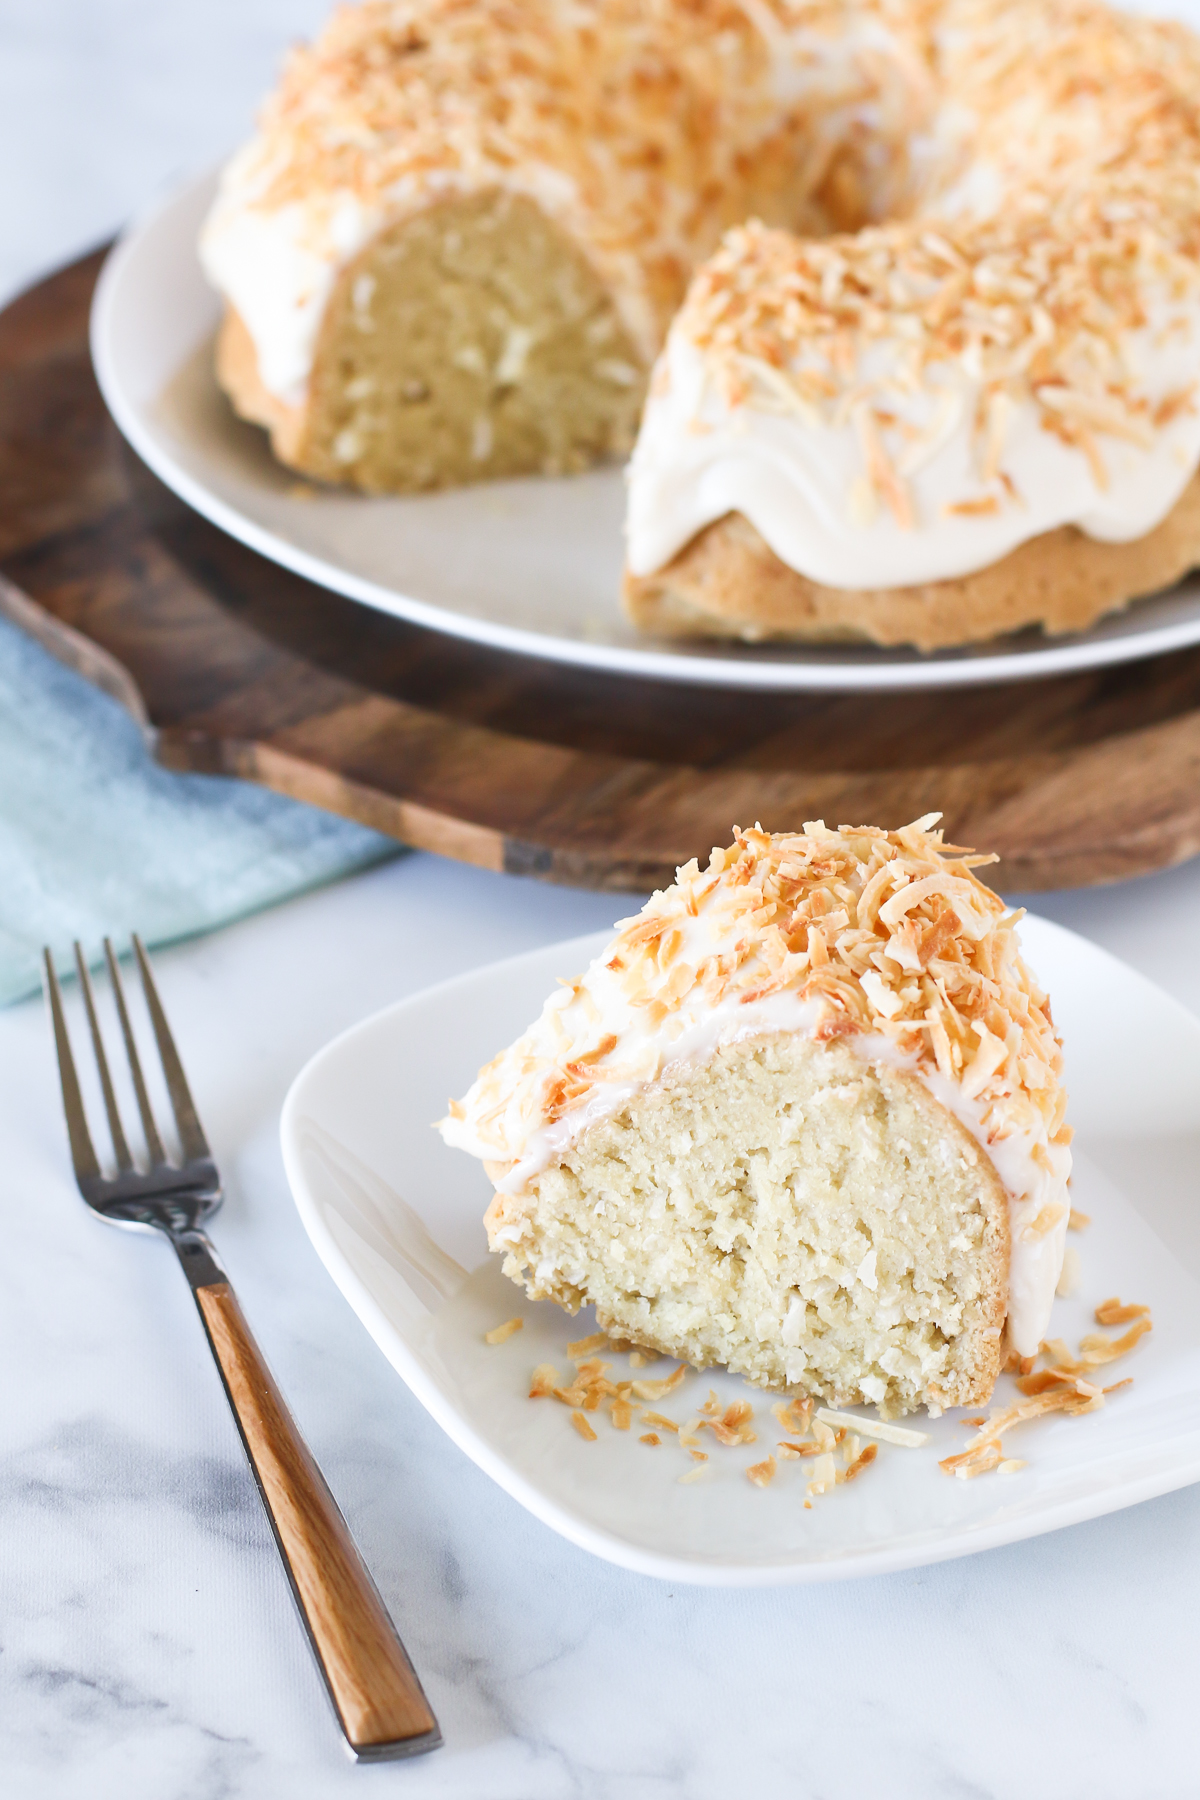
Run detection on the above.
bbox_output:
[844,1443,878,1482]
[1094,1297,1151,1326]
[706,1400,758,1447]
[571,1410,598,1442]
[611,1398,633,1430]
[1015,1370,1071,1396]
[485,1317,524,1346]
[814,1407,930,1447]
[1068,1208,1091,1231]
[945,495,1001,517]
[678,1463,710,1484]
[1079,1318,1153,1363]
[940,1324,1139,1477]
[941,1441,1004,1479]
[529,1363,560,1398]
[639,1432,661,1446]
[747,1455,777,1488]
[997,1459,1027,1475]
[641,1410,680,1434]
[773,1397,814,1437]
[567,1332,609,1359]
[1022,1202,1065,1241]
[631,1364,687,1402]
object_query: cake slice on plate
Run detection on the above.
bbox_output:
[438,818,1071,1417]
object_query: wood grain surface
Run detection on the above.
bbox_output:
[4,248,1200,893]
[195,1281,439,1756]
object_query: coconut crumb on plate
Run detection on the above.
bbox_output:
[747,1456,777,1489]
[1095,1297,1152,1326]
[814,1407,930,1447]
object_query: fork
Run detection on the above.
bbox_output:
[43,936,442,1764]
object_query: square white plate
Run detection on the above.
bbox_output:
[280,915,1200,1585]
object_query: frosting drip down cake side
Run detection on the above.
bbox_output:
[438,819,1072,1419]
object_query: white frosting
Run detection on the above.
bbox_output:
[624,313,1200,588]
[440,874,1070,1359]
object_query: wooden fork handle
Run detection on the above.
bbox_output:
[187,1271,440,1761]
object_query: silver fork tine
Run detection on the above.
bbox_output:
[73,943,135,1173]
[43,950,102,1183]
[133,935,210,1162]
[104,938,167,1167]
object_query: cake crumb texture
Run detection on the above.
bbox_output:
[219,191,645,490]
[498,1033,1008,1416]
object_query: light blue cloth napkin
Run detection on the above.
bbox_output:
[0,613,398,1006]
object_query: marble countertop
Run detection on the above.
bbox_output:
[7,852,1200,1800]
[7,3,1200,1795]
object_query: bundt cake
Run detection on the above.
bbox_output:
[438,818,1072,1418]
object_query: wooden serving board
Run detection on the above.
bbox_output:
[4,248,1200,894]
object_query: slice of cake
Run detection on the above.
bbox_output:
[438,818,1071,1416]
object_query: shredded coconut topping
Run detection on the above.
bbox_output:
[224,0,934,361]
[441,814,1068,1173]
[675,0,1200,517]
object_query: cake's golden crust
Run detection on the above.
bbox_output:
[622,475,1200,650]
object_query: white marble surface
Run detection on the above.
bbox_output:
[7,2,1200,1794]
[5,853,1200,1800]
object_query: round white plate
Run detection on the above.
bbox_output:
[92,173,1200,692]
[280,915,1200,1586]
